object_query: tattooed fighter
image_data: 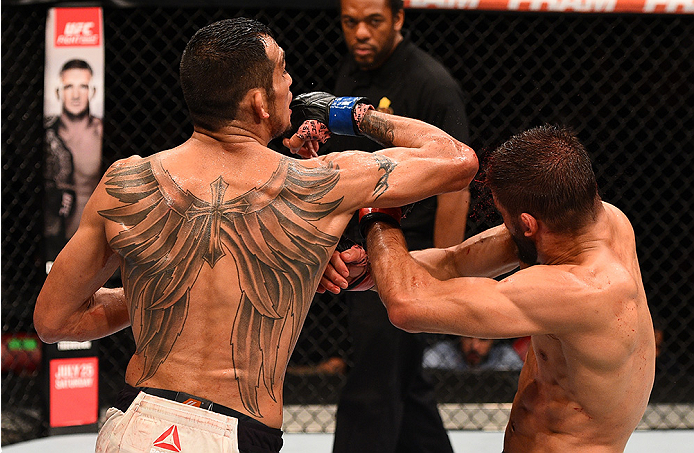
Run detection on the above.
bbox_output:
[33,17,477,453]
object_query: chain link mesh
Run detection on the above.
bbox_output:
[2,4,693,445]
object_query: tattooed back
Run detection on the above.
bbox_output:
[99,144,353,427]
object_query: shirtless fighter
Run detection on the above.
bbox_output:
[33,18,477,453]
[323,124,655,452]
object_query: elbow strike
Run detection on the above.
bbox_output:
[432,136,478,192]
[454,142,479,190]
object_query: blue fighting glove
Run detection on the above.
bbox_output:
[290,92,372,137]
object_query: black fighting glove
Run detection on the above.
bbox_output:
[290,92,372,136]
[358,207,402,239]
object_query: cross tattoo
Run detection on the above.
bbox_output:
[185,176,239,267]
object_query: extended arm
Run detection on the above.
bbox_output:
[324,109,477,212]
[363,220,597,339]
[34,176,130,343]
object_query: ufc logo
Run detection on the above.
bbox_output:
[63,22,95,36]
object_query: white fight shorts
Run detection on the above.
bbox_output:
[96,391,282,453]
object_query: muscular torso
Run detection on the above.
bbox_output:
[503,205,655,452]
[100,145,352,428]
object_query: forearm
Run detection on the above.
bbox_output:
[288,92,459,150]
[412,224,519,280]
[359,109,462,152]
[36,287,130,343]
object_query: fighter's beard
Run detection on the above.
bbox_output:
[510,231,539,266]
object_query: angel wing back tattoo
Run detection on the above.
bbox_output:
[99,156,342,417]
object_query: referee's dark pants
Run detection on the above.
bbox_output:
[332,290,454,453]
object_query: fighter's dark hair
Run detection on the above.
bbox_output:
[485,124,601,234]
[179,17,275,131]
[60,59,93,74]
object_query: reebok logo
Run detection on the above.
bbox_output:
[152,425,182,452]
[182,398,202,407]
[54,8,101,47]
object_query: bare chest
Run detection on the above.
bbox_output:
[59,125,102,178]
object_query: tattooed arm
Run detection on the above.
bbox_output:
[317,110,478,212]
[35,165,130,344]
